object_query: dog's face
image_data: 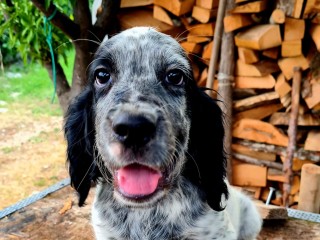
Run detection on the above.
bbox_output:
[92,27,191,206]
[65,27,228,211]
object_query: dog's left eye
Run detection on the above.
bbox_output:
[95,69,111,86]
[165,70,184,86]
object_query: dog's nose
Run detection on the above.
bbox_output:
[112,114,156,147]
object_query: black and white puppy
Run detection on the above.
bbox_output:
[65,27,262,240]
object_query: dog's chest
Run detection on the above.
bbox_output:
[91,183,237,240]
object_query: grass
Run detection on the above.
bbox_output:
[0,48,75,116]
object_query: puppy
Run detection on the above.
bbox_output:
[65,27,262,240]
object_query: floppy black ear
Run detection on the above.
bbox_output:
[64,87,100,206]
[184,80,228,211]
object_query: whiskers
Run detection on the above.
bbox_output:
[94,143,113,184]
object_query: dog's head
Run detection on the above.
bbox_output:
[65,27,228,211]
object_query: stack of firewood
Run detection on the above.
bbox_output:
[116,0,320,212]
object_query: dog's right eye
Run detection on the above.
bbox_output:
[95,69,111,86]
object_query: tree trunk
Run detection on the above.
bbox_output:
[43,60,71,115]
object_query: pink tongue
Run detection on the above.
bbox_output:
[117,164,161,196]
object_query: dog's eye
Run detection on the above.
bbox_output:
[165,70,184,86]
[95,69,111,86]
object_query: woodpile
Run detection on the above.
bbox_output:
[116,0,320,212]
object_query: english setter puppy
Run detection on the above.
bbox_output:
[65,27,262,240]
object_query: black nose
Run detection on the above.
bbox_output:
[112,114,156,147]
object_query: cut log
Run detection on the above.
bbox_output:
[230,0,267,13]
[202,41,214,60]
[234,139,320,162]
[303,0,320,17]
[232,161,267,187]
[279,92,292,110]
[280,156,314,171]
[277,0,304,18]
[192,5,218,23]
[120,0,153,8]
[153,0,195,16]
[235,59,280,77]
[232,144,276,161]
[233,91,280,111]
[284,18,305,41]
[233,153,283,170]
[310,24,320,51]
[298,164,320,213]
[153,5,176,26]
[235,24,282,50]
[262,47,279,60]
[187,34,211,43]
[198,68,208,87]
[196,0,219,9]
[303,81,320,109]
[270,112,320,126]
[281,40,302,57]
[234,74,275,89]
[275,73,291,98]
[223,14,254,33]
[268,168,285,182]
[305,130,320,151]
[234,103,283,121]
[269,9,285,24]
[188,23,215,36]
[278,56,309,80]
[232,118,289,146]
[255,201,288,220]
[118,8,184,37]
[180,42,203,54]
[237,47,259,64]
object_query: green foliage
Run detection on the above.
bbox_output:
[0,0,73,64]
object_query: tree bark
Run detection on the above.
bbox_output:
[43,60,71,115]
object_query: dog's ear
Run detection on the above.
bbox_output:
[184,80,229,211]
[64,87,100,206]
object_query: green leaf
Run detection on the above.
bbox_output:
[45,0,51,10]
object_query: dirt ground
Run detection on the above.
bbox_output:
[0,103,68,209]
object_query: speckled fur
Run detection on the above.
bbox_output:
[65,27,262,240]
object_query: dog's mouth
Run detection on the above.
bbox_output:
[114,163,163,200]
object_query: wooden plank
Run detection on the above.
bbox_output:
[234,74,275,89]
[234,103,283,121]
[278,56,309,80]
[180,42,203,54]
[233,91,280,111]
[192,5,218,23]
[281,40,302,57]
[154,0,195,16]
[230,0,267,13]
[305,130,320,151]
[310,24,320,51]
[284,18,305,41]
[232,118,289,146]
[187,34,211,43]
[235,24,282,50]
[298,164,320,213]
[232,143,277,161]
[202,41,213,59]
[270,112,320,126]
[237,47,259,64]
[275,73,291,98]
[232,161,267,187]
[188,23,215,36]
[224,14,254,33]
[280,156,315,171]
[235,59,280,77]
[255,201,288,219]
[196,0,219,9]
[267,168,286,182]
